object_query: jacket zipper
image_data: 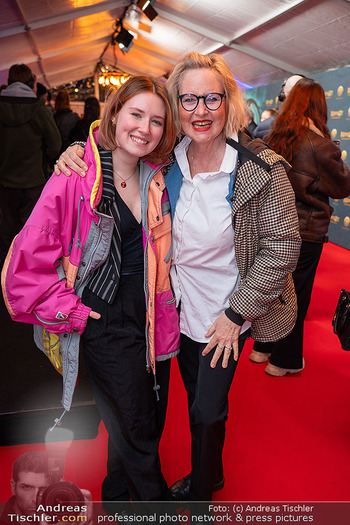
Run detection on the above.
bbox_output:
[75,196,84,249]
[34,313,69,325]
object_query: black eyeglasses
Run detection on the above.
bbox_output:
[178,93,225,111]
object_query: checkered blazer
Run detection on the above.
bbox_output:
[228,132,301,342]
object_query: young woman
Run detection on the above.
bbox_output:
[2,76,179,502]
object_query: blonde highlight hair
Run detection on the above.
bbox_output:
[166,52,247,137]
[98,76,175,165]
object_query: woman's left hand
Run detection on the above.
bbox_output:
[203,313,241,369]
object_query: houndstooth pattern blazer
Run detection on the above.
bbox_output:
[228,132,301,342]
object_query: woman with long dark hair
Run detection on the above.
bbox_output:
[250,78,350,375]
[54,89,80,155]
[69,96,101,142]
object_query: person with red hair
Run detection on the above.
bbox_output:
[250,77,350,375]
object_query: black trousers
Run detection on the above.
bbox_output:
[0,185,43,267]
[82,274,170,502]
[254,240,323,369]
[177,329,250,501]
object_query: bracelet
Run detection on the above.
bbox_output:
[70,141,86,148]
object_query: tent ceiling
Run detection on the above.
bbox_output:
[0,0,349,89]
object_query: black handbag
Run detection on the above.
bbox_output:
[332,289,350,351]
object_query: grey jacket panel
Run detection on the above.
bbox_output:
[33,213,114,411]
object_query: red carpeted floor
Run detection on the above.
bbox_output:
[1,242,350,503]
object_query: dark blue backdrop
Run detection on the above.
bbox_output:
[245,65,350,250]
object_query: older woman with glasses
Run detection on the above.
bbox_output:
[54,53,301,502]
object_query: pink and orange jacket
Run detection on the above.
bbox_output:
[1,122,180,410]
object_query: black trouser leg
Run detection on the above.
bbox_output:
[82,276,170,502]
[254,241,323,369]
[177,330,249,501]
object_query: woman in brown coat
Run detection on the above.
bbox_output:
[251,78,350,375]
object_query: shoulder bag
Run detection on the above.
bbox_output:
[332,288,350,350]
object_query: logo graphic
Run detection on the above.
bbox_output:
[330,110,344,119]
[330,215,340,224]
[56,311,69,320]
[325,90,333,99]
[337,85,344,97]
[344,216,350,228]
[342,150,348,161]
[331,128,337,139]
[340,131,350,140]
[266,99,274,106]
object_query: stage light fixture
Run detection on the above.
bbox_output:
[137,0,158,21]
[114,25,134,51]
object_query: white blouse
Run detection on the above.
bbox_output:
[171,136,251,343]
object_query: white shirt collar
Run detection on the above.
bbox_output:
[174,134,239,181]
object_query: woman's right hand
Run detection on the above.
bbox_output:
[54,145,87,177]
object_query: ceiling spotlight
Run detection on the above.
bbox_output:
[137,0,158,21]
[112,23,134,53]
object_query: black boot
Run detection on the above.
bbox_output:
[168,473,225,501]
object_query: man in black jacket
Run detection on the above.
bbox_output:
[0,64,61,267]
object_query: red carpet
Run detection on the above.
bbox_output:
[1,242,349,503]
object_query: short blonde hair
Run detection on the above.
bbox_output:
[98,76,176,165]
[166,52,247,137]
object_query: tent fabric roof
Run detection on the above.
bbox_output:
[1,0,350,89]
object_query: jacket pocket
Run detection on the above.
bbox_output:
[154,289,180,357]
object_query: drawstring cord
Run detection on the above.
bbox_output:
[153,374,160,401]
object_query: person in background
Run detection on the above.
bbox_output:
[0,451,92,525]
[2,76,178,503]
[36,82,48,101]
[46,91,55,115]
[250,78,350,375]
[0,64,61,268]
[245,106,257,135]
[36,82,57,179]
[0,452,49,523]
[260,108,277,122]
[54,53,301,502]
[54,89,80,156]
[253,74,305,139]
[69,96,101,142]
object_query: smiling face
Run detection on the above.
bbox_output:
[114,92,166,161]
[178,68,226,146]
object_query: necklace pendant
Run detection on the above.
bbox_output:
[121,181,127,188]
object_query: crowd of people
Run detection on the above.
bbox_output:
[1,51,349,511]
